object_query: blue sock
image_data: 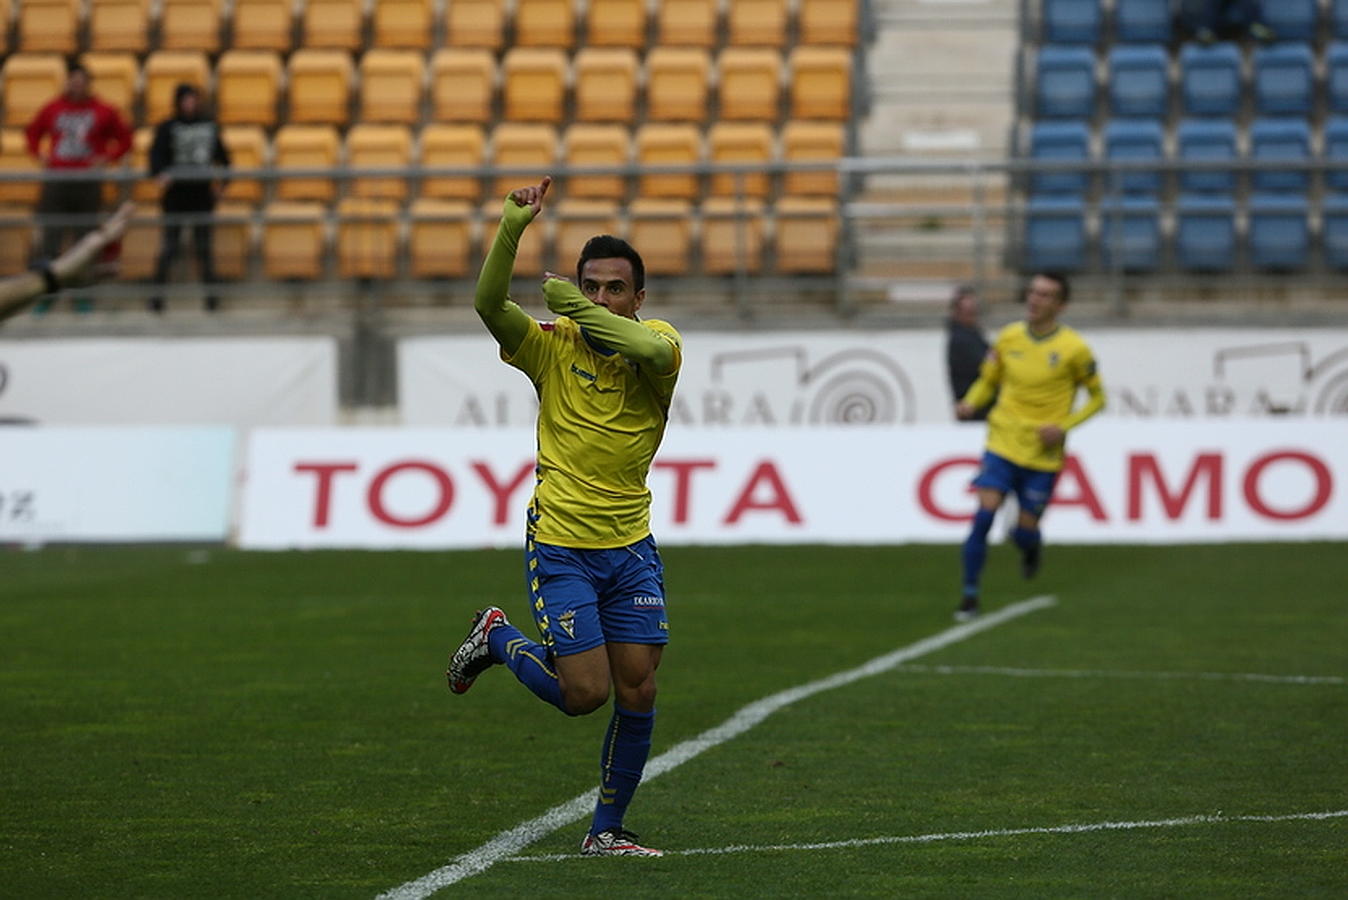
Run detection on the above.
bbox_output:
[961,507,996,597]
[488,622,567,713]
[1012,525,1041,554]
[591,705,655,835]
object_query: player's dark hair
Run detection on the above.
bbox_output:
[1034,271,1071,304]
[576,234,645,293]
[66,61,90,79]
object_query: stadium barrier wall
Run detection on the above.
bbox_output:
[399,328,1348,427]
[235,422,1348,549]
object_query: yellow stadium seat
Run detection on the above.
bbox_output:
[3,54,67,128]
[118,205,163,281]
[302,0,363,51]
[513,0,574,48]
[287,49,354,126]
[799,0,858,46]
[408,198,474,277]
[701,197,764,274]
[718,48,781,122]
[562,124,629,201]
[273,125,341,202]
[372,0,432,50]
[0,208,35,275]
[89,0,149,53]
[263,201,327,279]
[430,48,496,123]
[0,0,9,56]
[657,0,717,47]
[221,125,268,204]
[337,197,399,279]
[217,51,283,127]
[359,49,424,125]
[774,196,838,273]
[19,0,78,54]
[781,120,843,196]
[789,46,852,120]
[212,202,254,280]
[445,0,505,49]
[708,122,774,199]
[144,51,211,123]
[160,0,221,52]
[129,127,159,203]
[585,0,645,48]
[0,131,41,207]
[553,200,621,272]
[635,123,701,200]
[727,0,786,47]
[232,0,294,52]
[80,53,138,122]
[628,198,693,275]
[420,124,485,202]
[574,48,637,123]
[346,124,412,202]
[489,123,557,199]
[481,198,545,275]
[645,47,710,122]
[502,48,568,124]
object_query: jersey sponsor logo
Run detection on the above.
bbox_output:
[570,363,597,383]
[631,595,665,608]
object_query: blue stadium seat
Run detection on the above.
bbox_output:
[1176,193,1237,272]
[1114,0,1171,43]
[1335,0,1348,40]
[1036,45,1098,119]
[1029,120,1092,195]
[1328,43,1348,113]
[1326,117,1348,192]
[1321,192,1348,269]
[1261,0,1319,42]
[1253,43,1314,116]
[1103,118,1164,195]
[1099,196,1161,272]
[1025,194,1087,272]
[1180,42,1242,117]
[1250,117,1311,194]
[1248,192,1310,271]
[1108,44,1169,118]
[1043,0,1102,44]
[1176,118,1238,194]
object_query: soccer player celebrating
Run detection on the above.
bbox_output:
[953,272,1105,621]
[446,177,681,857]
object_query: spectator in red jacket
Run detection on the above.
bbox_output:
[25,63,133,265]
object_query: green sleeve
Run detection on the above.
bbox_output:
[541,278,677,374]
[474,197,537,356]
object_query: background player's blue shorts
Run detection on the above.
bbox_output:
[525,534,669,657]
[972,451,1060,518]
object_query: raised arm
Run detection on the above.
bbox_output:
[540,277,677,373]
[0,202,133,322]
[474,177,551,356]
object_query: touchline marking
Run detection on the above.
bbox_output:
[893,664,1346,686]
[507,809,1348,862]
[375,595,1057,898]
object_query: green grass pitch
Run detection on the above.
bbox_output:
[2,543,1345,897]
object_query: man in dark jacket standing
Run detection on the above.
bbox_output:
[946,285,990,421]
[148,84,231,312]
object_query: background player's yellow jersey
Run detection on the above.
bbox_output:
[504,314,682,549]
[966,321,1104,472]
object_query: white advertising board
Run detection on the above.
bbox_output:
[236,421,1348,549]
[0,338,339,427]
[398,329,1348,427]
[0,427,235,542]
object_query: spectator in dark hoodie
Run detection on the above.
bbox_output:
[148,83,231,313]
[946,285,991,421]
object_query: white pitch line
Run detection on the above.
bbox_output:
[893,664,1347,686]
[376,595,1058,899]
[508,809,1348,862]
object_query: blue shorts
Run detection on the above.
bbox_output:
[524,534,669,657]
[971,451,1060,518]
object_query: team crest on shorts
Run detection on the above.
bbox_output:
[558,610,576,639]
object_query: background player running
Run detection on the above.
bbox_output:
[446,176,681,857]
[953,272,1106,621]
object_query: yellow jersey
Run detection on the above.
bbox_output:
[965,321,1104,472]
[504,314,682,548]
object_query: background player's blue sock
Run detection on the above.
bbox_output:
[488,623,567,713]
[590,704,655,835]
[961,507,996,597]
[1012,525,1042,554]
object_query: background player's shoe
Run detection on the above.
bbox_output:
[446,607,506,694]
[1021,544,1041,580]
[580,828,664,857]
[954,595,980,622]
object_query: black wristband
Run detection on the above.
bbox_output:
[30,262,60,295]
